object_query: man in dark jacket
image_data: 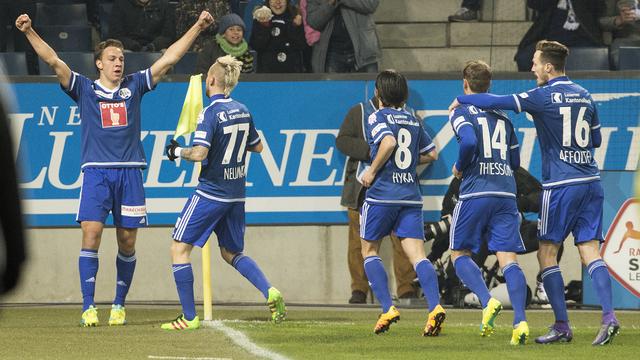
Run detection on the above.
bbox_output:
[306,0,380,73]
[108,0,176,52]
[515,0,605,71]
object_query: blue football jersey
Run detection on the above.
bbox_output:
[63,69,154,169]
[512,76,600,188]
[363,107,435,206]
[450,105,519,199]
[192,95,260,202]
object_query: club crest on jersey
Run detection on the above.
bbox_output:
[118,88,132,99]
[100,101,128,128]
[551,92,564,103]
[217,111,228,123]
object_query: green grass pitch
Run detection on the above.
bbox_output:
[0,305,637,359]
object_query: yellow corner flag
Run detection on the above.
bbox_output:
[174,74,203,139]
[173,74,212,321]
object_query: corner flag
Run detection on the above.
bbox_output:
[174,74,203,139]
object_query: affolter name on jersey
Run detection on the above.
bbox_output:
[559,149,593,164]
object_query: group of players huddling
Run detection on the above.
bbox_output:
[15,8,618,346]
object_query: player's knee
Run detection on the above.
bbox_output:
[219,247,237,264]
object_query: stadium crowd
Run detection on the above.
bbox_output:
[1,0,639,75]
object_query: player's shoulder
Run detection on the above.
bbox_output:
[367,109,383,126]
[449,104,473,121]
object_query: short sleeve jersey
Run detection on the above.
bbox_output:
[192,95,260,201]
[512,76,600,188]
[449,105,519,200]
[62,69,154,169]
[363,107,435,206]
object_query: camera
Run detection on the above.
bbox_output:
[424,215,451,241]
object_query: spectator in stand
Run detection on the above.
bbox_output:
[108,0,176,52]
[448,0,482,22]
[299,0,319,71]
[196,13,254,74]
[600,0,640,69]
[515,0,606,71]
[176,0,231,52]
[306,0,380,73]
[250,1,308,73]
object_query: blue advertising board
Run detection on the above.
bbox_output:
[8,77,640,228]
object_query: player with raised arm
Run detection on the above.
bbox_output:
[161,56,286,330]
[15,11,213,327]
[449,40,619,346]
[359,70,444,336]
[449,60,529,345]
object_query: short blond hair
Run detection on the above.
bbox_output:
[208,55,243,97]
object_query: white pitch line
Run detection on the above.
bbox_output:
[148,356,231,360]
[203,320,291,360]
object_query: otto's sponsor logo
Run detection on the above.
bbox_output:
[121,205,147,217]
[601,199,640,298]
[100,101,128,128]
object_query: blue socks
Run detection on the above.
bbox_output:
[232,254,271,299]
[364,256,393,312]
[454,255,491,308]
[79,249,99,312]
[114,251,136,306]
[415,258,441,312]
[541,265,568,323]
[172,263,196,321]
[503,262,527,325]
[587,259,614,317]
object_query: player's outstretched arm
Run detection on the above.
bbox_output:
[166,140,209,162]
[15,14,71,88]
[150,11,214,85]
[452,93,519,112]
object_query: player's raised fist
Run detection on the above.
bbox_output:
[15,14,32,33]
[197,11,214,31]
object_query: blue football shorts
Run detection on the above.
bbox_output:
[449,196,525,254]
[538,181,604,244]
[77,167,147,228]
[359,201,424,241]
[172,192,245,253]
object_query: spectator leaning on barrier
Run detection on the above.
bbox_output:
[306,0,380,73]
[196,13,254,74]
[250,0,308,73]
[108,0,176,52]
[600,0,640,69]
[514,0,606,71]
[176,0,231,52]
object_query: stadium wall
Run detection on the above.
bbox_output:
[4,73,639,306]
